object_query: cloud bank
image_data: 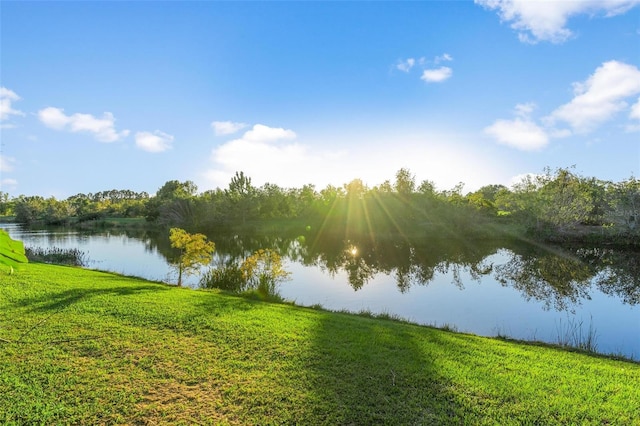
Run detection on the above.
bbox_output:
[485,61,640,149]
[204,124,506,193]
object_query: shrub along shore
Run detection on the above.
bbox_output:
[1,263,639,425]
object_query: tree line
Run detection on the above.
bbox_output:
[0,189,150,225]
[1,168,638,242]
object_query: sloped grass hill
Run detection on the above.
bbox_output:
[1,263,639,425]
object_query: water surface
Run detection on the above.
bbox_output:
[3,222,638,360]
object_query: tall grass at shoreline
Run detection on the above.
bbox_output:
[555,316,599,353]
[25,246,88,267]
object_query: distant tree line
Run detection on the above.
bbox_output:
[1,189,149,225]
[1,167,638,242]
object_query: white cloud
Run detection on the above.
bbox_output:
[485,103,549,150]
[484,117,549,150]
[0,178,18,190]
[421,67,453,83]
[627,97,640,131]
[0,154,18,191]
[630,97,640,120]
[135,130,174,153]
[475,0,640,43]
[548,61,640,133]
[434,53,453,63]
[211,121,248,135]
[205,124,314,188]
[243,123,296,142]
[0,155,16,173]
[396,58,416,72]
[0,87,25,122]
[548,128,572,138]
[396,54,454,83]
[38,107,130,142]
[37,107,69,130]
[514,102,536,117]
[486,62,640,147]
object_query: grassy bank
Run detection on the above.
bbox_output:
[1,264,639,425]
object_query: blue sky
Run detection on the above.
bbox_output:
[1,1,639,198]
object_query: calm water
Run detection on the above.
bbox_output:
[3,222,639,360]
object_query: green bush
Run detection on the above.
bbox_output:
[199,262,246,292]
[200,249,290,298]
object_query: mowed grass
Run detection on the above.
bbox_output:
[1,264,639,425]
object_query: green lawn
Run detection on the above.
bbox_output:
[1,263,638,425]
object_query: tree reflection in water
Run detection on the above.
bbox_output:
[143,226,639,312]
[580,247,640,305]
[493,246,595,311]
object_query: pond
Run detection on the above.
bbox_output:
[2,222,639,360]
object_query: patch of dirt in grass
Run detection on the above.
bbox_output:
[136,380,235,425]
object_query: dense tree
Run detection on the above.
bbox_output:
[146,180,197,224]
[394,168,416,196]
[14,196,46,225]
[258,183,291,219]
[42,197,73,225]
[467,184,507,211]
[536,168,599,229]
[344,179,366,199]
[374,180,393,194]
[319,184,344,208]
[607,177,640,231]
[226,172,256,224]
[192,188,226,228]
[497,168,610,234]
[0,191,13,216]
[156,180,197,200]
[417,180,436,197]
[294,184,318,218]
[442,182,466,206]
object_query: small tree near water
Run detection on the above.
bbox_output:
[240,249,291,296]
[169,228,215,286]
